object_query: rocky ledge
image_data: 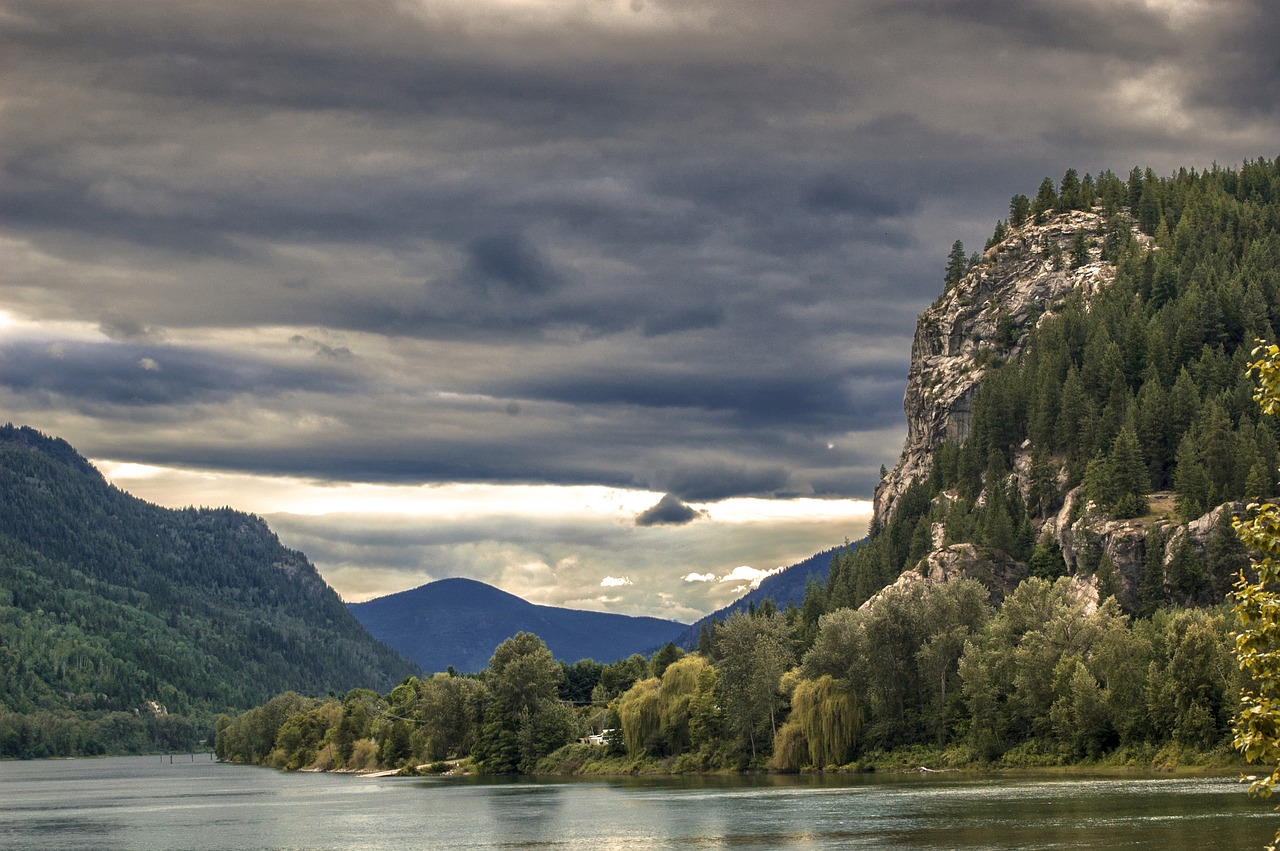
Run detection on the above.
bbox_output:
[874,209,1149,526]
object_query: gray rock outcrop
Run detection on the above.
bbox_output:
[873,210,1147,526]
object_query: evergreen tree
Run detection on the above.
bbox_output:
[1009,193,1031,228]
[1070,229,1090,268]
[1137,525,1167,617]
[1204,511,1246,601]
[1167,535,1205,604]
[1032,177,1058,224]
[1059,168,1081,210]
[1079,172,1097,209]
[1095,552,1121,601]
[1029,535,1066,579]
[985,219,1008,251]
[1109,425,1150,518]
[944,239,967,289]
[1174,433,1210,521]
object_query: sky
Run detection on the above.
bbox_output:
[2,0,1278,622]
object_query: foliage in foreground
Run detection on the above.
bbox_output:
[1232,342,1280,851]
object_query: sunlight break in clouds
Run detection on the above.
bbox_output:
[96,461,871,618]
[96,461,661,520]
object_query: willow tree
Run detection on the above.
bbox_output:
[1234,342,1280,851]
[617,677,662,756]
[658,655,708,753]
[792,674,862,768]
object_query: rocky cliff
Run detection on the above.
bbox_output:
[874,209,1145,526]
[869,208,1235,611]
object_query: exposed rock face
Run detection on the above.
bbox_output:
[1053,494,1149,611]
[866,206,1247,613]
[1047,490,1243,611]
[860,542,1096,614]
[874,210,1146,526]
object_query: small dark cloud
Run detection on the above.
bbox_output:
[289,334,355,360]
[99,314,165,343]
[465,233,561,295]
[635,493,705,527]
[802,176,914,218]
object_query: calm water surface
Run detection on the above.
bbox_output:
[0,756,1274,850]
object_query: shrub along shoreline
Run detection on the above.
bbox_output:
[215,588,1250,782]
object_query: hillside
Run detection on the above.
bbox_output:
[0,425,418,757]
[821,162,1280,617]
[671,546,840,648]
[348,577,685,673]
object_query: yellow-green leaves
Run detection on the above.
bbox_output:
[1233,343,1280,848]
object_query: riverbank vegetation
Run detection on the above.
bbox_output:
[215,583,1242,775]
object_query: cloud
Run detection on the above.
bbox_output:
[654,464,793,503]
[635,494,704,527]
[679,565,784,591]
[600,576,631,588]
[465,233,562,295]
[100,314,165,343]
[0,338,360,409]
[718,565,786,589]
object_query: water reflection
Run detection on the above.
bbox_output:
[480,779,568,845]
[0,759,1274,850]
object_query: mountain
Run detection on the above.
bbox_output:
[671,546,842,647]
[0,424,418,756]
[834,162,1280,618]
[348,577,685,673]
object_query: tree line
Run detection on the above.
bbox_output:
[215,583,1236,774]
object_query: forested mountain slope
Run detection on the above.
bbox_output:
[0,425,418,757]
[671,546,840,649]
[821,161,1280,616]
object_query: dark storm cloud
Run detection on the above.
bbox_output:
[657,464,792,503]
[2,0,1278,506]
[465,233,562,295]
[635,494,705,527]
[499,360,905,429]
[0,341,358,408]
[1178,4,1280,119]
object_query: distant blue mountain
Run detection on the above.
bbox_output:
[348,577,686,674]
[671,544,852,648]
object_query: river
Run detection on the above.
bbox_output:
[0,756,1274,849]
